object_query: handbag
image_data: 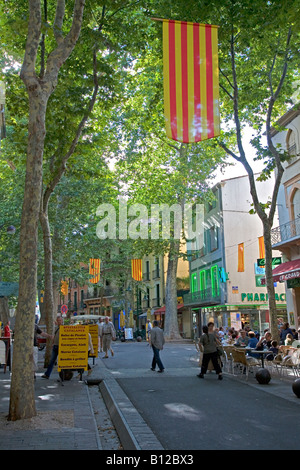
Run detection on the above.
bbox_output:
[216,346,223,357]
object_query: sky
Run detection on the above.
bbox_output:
[210,125,266,184]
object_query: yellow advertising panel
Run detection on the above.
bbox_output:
[88,324,98,358]
[58,325,89,371]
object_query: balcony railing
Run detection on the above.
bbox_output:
[85,287,116,299]
[152,297,161,308]
[183,287,221,306]
[271,218,300,246]
[152,269,160,280]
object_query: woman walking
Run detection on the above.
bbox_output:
[198,325,223,380]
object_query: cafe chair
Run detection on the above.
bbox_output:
[272,353,286,376]
[272,350,300,377]
[282,349,300,377]
[279,345,293,356]
[231,348,259,380]
[222,346,235,374]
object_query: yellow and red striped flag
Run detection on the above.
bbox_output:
[89,258,101,284]
[237,243,244,272]
[162,19,220,143]
[258,236,265,260]
[131,259,142,281]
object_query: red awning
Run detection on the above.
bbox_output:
[261,259,300,284]
[154,304,184,315]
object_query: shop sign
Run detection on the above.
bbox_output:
[255,275,264,287]
[58,325,89,371]
[241,292,286,302]
[254,263,265,275]
[279,270,300,282]
[257,257,282,267]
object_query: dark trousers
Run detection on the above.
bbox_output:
[151,346,164,371]
[44,345,59,377]
[201,351,222,375]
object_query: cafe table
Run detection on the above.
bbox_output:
[244,348,271,368]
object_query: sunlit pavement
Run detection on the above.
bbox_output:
[97,341,300,450]
[0,341,299,450]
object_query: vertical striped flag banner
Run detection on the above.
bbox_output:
[131,259,143,281]
[89,258,101,284]
[161,19,220,143]
[237,243,244,272]
[258,236,265,259]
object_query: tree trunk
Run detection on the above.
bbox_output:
[9,91,48,420]
[164,240,181,340]
[0,297,10,325]
[8,0,85,421]
[39,204,55,367]
[263,221,280,343]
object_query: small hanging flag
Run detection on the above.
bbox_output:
[89,258,101,284]
[131,259,143,281]
[61,280,68,296]
[258,236,265,259]
[237,243,244,272]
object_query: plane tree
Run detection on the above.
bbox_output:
[145,0,300,341]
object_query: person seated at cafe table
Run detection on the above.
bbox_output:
[256,331,272,350]
[234,330,249,347]
[284,333,294,346]
[280,322,294,345]
[265,340,279,361]
[245,331,259,359]
[247,331,258,349]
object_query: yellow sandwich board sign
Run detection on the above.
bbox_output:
[58,325,89,371]
[88,324,98,358]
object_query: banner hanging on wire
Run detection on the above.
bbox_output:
[156,18,220,143]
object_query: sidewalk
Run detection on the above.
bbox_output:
[0,356,102,450]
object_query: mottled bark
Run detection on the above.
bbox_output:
[39,201,55,367]
[164,239,181,340]
[0,297,10,325]
[8,0,85,421]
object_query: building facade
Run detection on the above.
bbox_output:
[269,105,300,329]
[142,252,191,338]
[56,249,191,335]
[184,174,287,335]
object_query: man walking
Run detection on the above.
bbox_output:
[150,320,165,373]
[101,316,116,358]
[98,317,104,352]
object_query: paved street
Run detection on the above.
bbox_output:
[99,340,300,450]
[1,340,300,452]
